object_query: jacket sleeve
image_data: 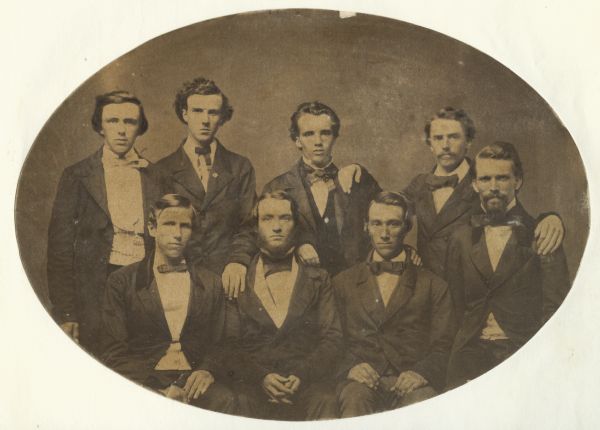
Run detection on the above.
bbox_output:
[197,279,230,375]
[540,246,571,323]
[287,274,344,382]
[409,277,457,391]
[445,231,466,327]
[100,271,156,384]
[226,159,258,267]
[332,277,364,379]
[47,168,80,324]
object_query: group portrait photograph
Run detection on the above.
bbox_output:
[6,3,596,428]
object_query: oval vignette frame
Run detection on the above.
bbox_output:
[14,8,590,422]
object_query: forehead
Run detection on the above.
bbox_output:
[186,94,223,110]
[101,102,140,119]
[156,206,194,224]
[429,118,464,135]
[258,198,293,216]
[297,113,333,131]
[475,158,516,176]
[368,202,405,220]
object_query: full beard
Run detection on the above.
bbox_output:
[483,193,509,222]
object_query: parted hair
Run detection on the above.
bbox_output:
[91,90,148,135]
[367,191,414,233]
[289,101,341,141]
[475,141,524,179]
[424,107,476,143]
[148,194,199,227]
[173,77,234,125]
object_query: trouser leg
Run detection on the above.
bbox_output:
[337,380,381,418]
[188,381,237,414]
[296,382,338,420]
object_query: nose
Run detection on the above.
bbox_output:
[441,136,450,149]
[272,220,282,233]
[380,226,391,240]
[117,120,126,135]
[489,178,499,191]
[200,111,210,125]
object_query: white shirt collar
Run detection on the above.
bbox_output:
[434,158,470,182]
[372,249,406,263]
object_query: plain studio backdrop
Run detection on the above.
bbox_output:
[3,2,599,429]
[14,9,588,308]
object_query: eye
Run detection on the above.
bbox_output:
[321,130,333,136]
[105,117,118,123]
[124,118,139,125]
[302,131,314,137]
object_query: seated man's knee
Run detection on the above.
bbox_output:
[337,381,377,417]
[190,382,236,414]
[400,385,438,407]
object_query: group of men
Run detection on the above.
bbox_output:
[47,77,571,419]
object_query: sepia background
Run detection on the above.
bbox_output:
[15,10,589,308]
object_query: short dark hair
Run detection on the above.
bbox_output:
[475,141,524,179]
[253,190,299,226]
[148,194,198,227]
[91,90,148,135]
[173,77,234,125]
[424,107,475,143]
[289,101,341,141]
[366,191,413,233]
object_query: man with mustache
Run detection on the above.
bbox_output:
[223,190,342,420]
[100,194,235,413]
[445,142,570,389]
[333,191,455,417]
[47,91,161,356]
[346,107,564,278]
[262,101,382,276]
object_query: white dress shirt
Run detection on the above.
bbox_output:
[183,137,217,192]
[253,256,299,328]
[102,146,146,266]
[153,256,192,371]
[303,157,335,217]
[432,159,470,213]
[372,250,407,307]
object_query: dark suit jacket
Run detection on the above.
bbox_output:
[151,141,257,273]
[333,260,456,391]
[100,256,225,385]
[222,254,343,385]
[403,162,479,278]
[446,203,571,380]
[263,160,382,274]
[47,148,161,353]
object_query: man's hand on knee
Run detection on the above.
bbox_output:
[392,370,427,396]
[347,363,380,389]
[184,370,215,401]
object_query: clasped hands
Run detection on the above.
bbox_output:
[162,369,215,403]
[347,363,427,396]
[262,373,301,405]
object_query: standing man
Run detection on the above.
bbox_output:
[152,77,256,298]
[445,142,570,389]
[263,101,382,276]
[47,91,161,356]
[333,191,455,417]
[101,194,235,412]
[223,190,342,420]
[346,107,565,278]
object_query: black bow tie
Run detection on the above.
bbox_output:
[471,213,524,228]
[194,145,211,156]
[368,260,406,276]
[425,174,459,191]
[262,252,293,278]
[156,263,188,274]
[302,163,338,186]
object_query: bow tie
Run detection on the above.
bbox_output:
[303,164,338,188]
[471,213,524,228]
[368,260,406,276]
[105,158,149,169]
[262,251,293,278]
[425,173,459,191]
[156,263,188,274]
[194,145,212,168]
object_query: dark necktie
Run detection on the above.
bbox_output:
[195,145,212,169]
[471,213,524,228]
[368,260,406,276]
[303,163,338,191]
[262,252,293,278]
[157,263,188,274]
[425,173,459,191]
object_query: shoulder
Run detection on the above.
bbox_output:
[415,266,448,292]
[407,172,429,189]
[192,264,223,295]
[152,147,182,170]
[332,263,362,289]
[106,262,141,290]
[219,144,254,172]
[61,151,101,178]
[263,168,295,191]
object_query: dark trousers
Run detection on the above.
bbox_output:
[145,370,236,414]
[447,338,517,389]
[235,381,337,420]
[337,378,438,418]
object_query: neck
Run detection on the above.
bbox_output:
[154,250,184,267]
[186,133,213,148]
[261,245,295,260]
[373,247,405,262]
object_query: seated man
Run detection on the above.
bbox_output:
[223,190,342,420]
[445,142,571,389]
[333,191,456,418]
[100,194,234,413]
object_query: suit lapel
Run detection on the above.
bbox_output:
[356,263,385,327]
[135,257,170,336]
[239,257,279,330]
[169,147,207,203]
[488,226,535,291]
[80,149,110,217]
[202,142,234,209]
[381,263,417,324]
[285,163,319,233]
[470,227,495,283]
[277,260,317,336]
[431,173,475,233]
